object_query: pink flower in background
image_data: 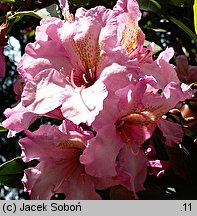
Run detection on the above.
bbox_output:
[175,55,197,83]
[0,2,10,11]
[12,75,25,106]
[19,120,102,199]
[0,23,7,77]
[18,4,136,125]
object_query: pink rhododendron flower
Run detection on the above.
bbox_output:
[80,120,147,198]
[19,120,102,199]
[113,0,146,60]
[81,49,192,185]
[175,55,197,83]
[18,4,136,125]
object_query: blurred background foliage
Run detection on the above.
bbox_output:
[0,0,197,199]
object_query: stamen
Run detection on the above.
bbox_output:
[89,68,95,80]
[66,76,71,84]
[79,87,96,112]
[115,120,125,128]
[138,50,151,64]
[82,73,89,84]
[70,69,79,89]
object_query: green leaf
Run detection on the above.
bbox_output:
[8,11,42,24]
[0,0,26,4]
[0,173,24,188]
[7,4,61,29]
[0,157,39,188]
[137,0,162,13]
[0,16,5,23]
[194,0,197,34]
[138,0,197,48]
[35,4,62,19]
[166,0,193,7]
[0,157,24,175]
[167,14,197,47]
[0,0,16,3]
[0,157,25,188]
[0,123,7,132]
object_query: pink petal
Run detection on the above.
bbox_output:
[36,17,63,41]
[140,48,180,90]
[17,36,70,81]
[21,69,66,114]
[58,0,74,20]
[61,81,108,125]
[80,125,124,178]
[2,102,38,137]
[157,118,184,147]
[116,144,147,195]
[114,0,142,21]
[74,6,119,53]
[113,0,145,58]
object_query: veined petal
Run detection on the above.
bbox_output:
[61,81,108,125]
[140,48,179,89]
[2,102,38,138]
[17,39,70,81]
[117,145,147,195]
[80,125,124,178]
[21,69,67,114]
[19,122,101,199]
[114,0,145,58]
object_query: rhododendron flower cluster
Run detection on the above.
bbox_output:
[2,0,194,199]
